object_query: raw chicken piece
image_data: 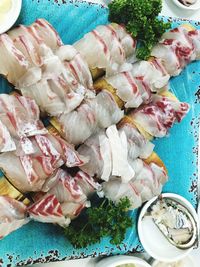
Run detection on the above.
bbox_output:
[0,196,29,239]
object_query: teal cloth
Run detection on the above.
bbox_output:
[0,1,199,266]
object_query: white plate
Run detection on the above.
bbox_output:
[95,255,151,267]
[137,193,200,263]
[172,0,200,10]
[0,0,22,34]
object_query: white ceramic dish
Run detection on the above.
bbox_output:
[151,255,197,267]
[0,0,22,34]
[138,193,200,263]
[95,255,151,267]
[172,0,200,10]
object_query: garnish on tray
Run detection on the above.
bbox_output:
[109,0,171,60]
[64,197,132,248]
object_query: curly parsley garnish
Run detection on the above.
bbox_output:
[109,0,171,60]
[65,197,132,248]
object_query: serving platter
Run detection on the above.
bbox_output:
[0,1,199,266]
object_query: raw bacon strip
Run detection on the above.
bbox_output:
[0,196,29,239]
[0,34,28,84]
[102,159,168,210]
[28,194,70,227]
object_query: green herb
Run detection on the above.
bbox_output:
[64,197,132,248]
[109,0,171,60]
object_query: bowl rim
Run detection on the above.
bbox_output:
[95,255,151,267]
[151,254,197,267]
[0,0,22,34]
[137,193,200,263]
[172,0,200,10]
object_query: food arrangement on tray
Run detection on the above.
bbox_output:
[0,0,200,266]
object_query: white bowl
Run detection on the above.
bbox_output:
[0,0,22,34]
[95,255,151,267]
[151,255,197,267]
[172,0,200,10]
[138,193,200,263]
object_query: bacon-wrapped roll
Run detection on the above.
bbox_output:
[74,23,136,80]
[102,157,168,210]
[0,132,87,193]
[28,169,100,226]
[50,90,124,145]
[0,196,29,239]
[128,92,190,139]
[151,25,200,76]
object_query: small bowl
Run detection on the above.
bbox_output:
[95,255,151,267]
[172,0,200,10]
[138,193,200,263]
[151,255,197,267]
[0,0,22,34]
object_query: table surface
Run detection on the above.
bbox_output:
[29,1,200,266]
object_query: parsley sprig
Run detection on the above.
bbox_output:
[109,0,171,60]
[65,197,132,248]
